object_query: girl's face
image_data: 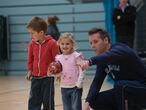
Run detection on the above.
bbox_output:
[59,38,74,55]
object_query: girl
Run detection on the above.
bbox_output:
[55,32,85,110]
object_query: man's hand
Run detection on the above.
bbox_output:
[83,102,90,110]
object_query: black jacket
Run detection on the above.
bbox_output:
[112,5,136,37]
[46,24,60,41]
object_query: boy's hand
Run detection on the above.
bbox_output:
[47,67,55,76]
[48,65,57,75]
[26,71,32,81]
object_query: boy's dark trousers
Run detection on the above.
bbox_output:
[92,80,146,110]
[28,77,55,110]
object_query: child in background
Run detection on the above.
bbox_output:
[53,32,85,110]
[46,16,60,41]
[26,16,60,110]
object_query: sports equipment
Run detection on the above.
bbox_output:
[48,61,62,75]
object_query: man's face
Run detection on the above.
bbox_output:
[89,33,108,55]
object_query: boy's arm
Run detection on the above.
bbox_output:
[26,70,32,81]
[26,42,33,81]
[51,40,60,60]
[27,42,33,72]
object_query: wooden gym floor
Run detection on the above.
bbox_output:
[0,75,112,110]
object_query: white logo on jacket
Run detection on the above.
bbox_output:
[105,65,120,79]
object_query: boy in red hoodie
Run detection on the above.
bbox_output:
[26,16,60,110]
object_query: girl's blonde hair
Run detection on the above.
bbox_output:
[58,32,77,51]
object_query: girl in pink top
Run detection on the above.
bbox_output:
[56,32,85,110]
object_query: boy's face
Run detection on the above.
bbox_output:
[28,28,44,42]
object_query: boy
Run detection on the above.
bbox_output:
[26,16,60,110]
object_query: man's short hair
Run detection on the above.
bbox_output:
[88,28,111,43]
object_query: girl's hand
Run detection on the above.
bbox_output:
[56,77,61,84]
[82,60,90,70]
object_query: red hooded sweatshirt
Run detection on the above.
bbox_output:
[28,35,60,76]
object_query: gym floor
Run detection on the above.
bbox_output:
[0,75,112,110]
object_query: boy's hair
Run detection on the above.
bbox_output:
[58,32,77,50]
[88,28,111,43]
[27,16,47,33]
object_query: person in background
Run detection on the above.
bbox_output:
[83,28,146,110]
[26,16,60,110]
[49,32,85,110]
[46,16,60,41]
[112,0,136,48]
